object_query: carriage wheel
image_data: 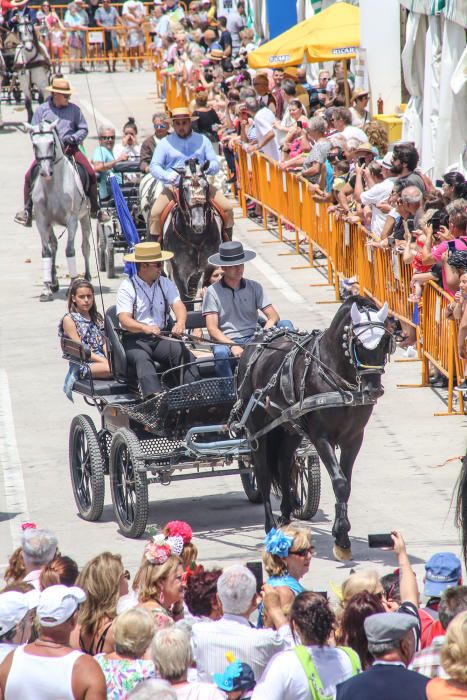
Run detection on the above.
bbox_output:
[97,224,106,272]
[109,428,148,538]
[292,448,321,521]
[69,415,105,521]
[106,241,115,279]
[240,460,263,504]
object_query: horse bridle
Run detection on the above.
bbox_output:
[177,173,210,230]
[32,127,63,165]
[342,314,396,376]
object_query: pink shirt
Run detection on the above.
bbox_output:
[432,238,467,297]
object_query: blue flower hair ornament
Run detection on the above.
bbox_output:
[263,528,293,558]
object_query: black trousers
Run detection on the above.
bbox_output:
[123,334,200,397]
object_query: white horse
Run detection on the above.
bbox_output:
[27,119,92,301]
[15,16,50,123]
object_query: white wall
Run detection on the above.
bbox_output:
[360,0,402,114]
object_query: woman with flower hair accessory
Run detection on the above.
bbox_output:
[133,533,186,628]
[258,526,314,627]
[163,521,198,570]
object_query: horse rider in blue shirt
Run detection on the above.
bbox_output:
[148,106,234,242]
[14,76,102,227]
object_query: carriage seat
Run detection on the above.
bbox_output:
[61,336,131,397]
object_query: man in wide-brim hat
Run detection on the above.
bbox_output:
[202,241,293,377]
[149,106,234,242]
[3,0,37,30]
[14,76,102,231]
[116,242,200,397]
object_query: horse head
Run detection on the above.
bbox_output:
[26,119,61,179]
[177,158,210,235]
[328,296,395,400]
[16,15,35,51]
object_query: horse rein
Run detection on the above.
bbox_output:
[343,317,396,375]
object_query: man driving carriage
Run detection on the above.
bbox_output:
[14,76,101,227]
[149,107,234,242]
[202,241,294,378]
[116,241,201,398]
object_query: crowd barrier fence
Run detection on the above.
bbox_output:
[235,147,465,416]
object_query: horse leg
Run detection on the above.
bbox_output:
[37,221,55,301]
[276,429,302,525]
[313,436,352,560]
[65,218,79,281]
[80,216,92,281]
[251,434,275,532]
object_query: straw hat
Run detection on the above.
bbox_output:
[169,107,199,122]
[208,48,224,62]
[45,76,73,96]
[351,88,369,102]
[123,242,174,263]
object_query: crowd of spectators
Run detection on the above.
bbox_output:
[0,523,466,699]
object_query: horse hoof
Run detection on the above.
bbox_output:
[333,544,353,562]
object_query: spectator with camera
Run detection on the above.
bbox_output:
[354,153,394,238]
[422,207,467,297]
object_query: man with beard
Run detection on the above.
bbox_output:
[390,143,426,194]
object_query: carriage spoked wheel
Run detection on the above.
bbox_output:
[239,460,263,504]
[109,428,148,538]
[292,446,321,521]
[69,415,105,521]
[97,224,106,272]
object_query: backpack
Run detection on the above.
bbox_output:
[294,645,361,700]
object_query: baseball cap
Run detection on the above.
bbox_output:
[0,590,40,635]
[37,585,86,627]
[214,660,256,693]
[364,612,418,646]
[424,553,462,597]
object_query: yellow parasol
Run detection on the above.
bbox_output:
[248,3,360,69]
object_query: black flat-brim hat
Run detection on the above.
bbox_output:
[208,241,256,267]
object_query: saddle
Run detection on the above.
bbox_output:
[73,160,90,195]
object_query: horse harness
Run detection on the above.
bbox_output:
[343,309,396,375]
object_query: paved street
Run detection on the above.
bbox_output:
[0,71,465,595]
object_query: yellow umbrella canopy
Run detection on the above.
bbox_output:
[248,2,360,69]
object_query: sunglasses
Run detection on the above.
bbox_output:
[154,124,168,129]
[290,546,315,557]
[101,135,115,140]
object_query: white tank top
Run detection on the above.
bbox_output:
[5,645,83,700]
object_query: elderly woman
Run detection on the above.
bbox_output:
[259,526,313,626]
[133,532,186,627]
[95,608,156,699]
[152,627,225,699]
[71,552,130,655]
[301,116,331,186]
[252,592,361,700]
[426,611,467,699]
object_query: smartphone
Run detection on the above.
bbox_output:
[447,240,456,252]
[358,157,366,167]
[368,533,394,549]
[435,179,443,188]
[246,561,263,594]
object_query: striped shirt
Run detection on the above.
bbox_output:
[191,614,292,683]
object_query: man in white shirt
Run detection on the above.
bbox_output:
[21,528,58,590]
[192,565,292,682]
[244,97,280,162]
[355,152,394,239]
[116,241,200,397]
[332,106,368,150]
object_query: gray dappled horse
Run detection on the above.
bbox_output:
[15,16,50,123]
[27,119,92,301]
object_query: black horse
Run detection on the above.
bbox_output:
[163,158,222,302]
[455,449,467,569]
[236,295,394,560]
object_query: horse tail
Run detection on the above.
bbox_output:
[455,448,467,568]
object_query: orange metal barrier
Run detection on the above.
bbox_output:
[236,148,464,415]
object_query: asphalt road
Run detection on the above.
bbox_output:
[0,70,465,595]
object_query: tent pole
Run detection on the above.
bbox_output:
[342,59,350,106]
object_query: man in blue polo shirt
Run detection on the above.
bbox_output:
[202,241,293,377]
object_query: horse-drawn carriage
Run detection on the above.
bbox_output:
[64,308,322,538]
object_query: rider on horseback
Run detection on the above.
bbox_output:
[2,0,36,30]
[14,76,101,227]
[149,107,234,242]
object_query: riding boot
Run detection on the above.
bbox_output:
[222,226,233,242]
[14,199,33,227]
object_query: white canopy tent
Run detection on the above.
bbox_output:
[399,0,466,178]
